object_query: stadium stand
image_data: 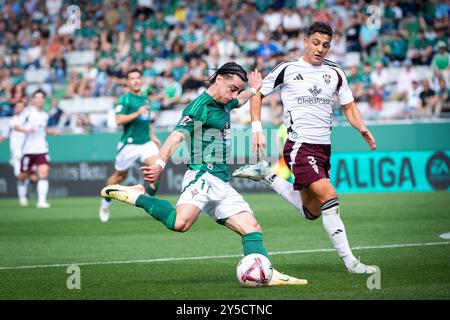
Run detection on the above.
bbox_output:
[0,0,448,132]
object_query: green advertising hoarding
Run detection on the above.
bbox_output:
[330,150,449,193]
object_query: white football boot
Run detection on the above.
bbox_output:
[268,269,308,286]
[232,160,271,182]
[100,184,145,206]
[36,202,51,208]
[347,259,377,274]
[19,198,28,207]
[99,203,110,223]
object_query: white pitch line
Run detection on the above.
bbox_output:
[0,241,449,271]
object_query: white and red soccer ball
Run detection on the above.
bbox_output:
[236,254,273,287]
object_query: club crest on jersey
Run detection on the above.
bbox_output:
[191,189,199,199]
[308,85,322,97]
[323,74,331,84]
[179,116,192,126]
[115,104,123,113]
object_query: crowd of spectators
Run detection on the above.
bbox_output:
[0,0,449,132]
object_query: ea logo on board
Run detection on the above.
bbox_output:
[426,152,450,190]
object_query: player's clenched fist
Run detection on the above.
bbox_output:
[140,165,162,182]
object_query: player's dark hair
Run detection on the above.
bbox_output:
[209,62,248,85]
[307,22,333,38]
[126,68,142,78]
[32,89,47,98]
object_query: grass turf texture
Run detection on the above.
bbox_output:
[0,192,449,299]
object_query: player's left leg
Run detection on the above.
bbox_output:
[308,178,376,274]
[36,161,50,208]
[224,211,308,286]
[214,184,307,286]
[101,183,203,232]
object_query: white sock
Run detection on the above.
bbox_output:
[17,179,28,201]
[321,198,356,268]
[264,174,311,218]
[37,179,49,204]
[101,197,112,208]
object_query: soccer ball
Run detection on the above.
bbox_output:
[236,254,273,287]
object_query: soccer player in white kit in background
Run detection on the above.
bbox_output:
[234,22,377,274]
[0,101,27,177]
[14,89,59,208]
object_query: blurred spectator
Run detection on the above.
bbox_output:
[359,18,380,58]
[345,13,361,52]
[410,29,434,65]
[327,32,346,65]
[263,7,282,33]
[282,8,304,38]
[403,79,422,118]
[370,61,390,99]
[47,98,64,127]
[160,74,182,110]
[431,41,450,83]
[396,60,419,100]
[385,31,409,64]
[257,34,280,61]
[436,78,450,117]
[49,51,66,84]
[216,33,241,60]
[419,79,439,118]
[181,58,208,92]
[66,72,81,98]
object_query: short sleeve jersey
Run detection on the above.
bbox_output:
[17,106,49,155]
[260,57,354,144]
[115,92,152,146]
[174,92,238,182]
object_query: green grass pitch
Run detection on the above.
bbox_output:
[0,192,449,299]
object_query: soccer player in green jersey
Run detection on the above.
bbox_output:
[99,68,161,222]
[101,62,307,285]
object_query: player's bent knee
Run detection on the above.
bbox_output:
[173,219,191,233]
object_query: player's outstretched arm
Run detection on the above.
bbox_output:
[342,101,376,150]
[236,70,262,107]
[140,130,184,183]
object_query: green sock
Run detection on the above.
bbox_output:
[145,182,159,196]
[135,194,176,230]
[241,232,269,258]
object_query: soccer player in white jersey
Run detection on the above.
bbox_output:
[234,22,377,274]
[0,101,26,178]
[14,89,59,208]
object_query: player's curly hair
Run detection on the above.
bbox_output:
[209,62,248,85]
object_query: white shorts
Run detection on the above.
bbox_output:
[176,170,253,222]
[114,141,159,171]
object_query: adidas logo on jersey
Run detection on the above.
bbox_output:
[293,73,303,80]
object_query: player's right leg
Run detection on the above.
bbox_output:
[17,155,31,207]
[100,183,202,231]
[233,160,321,220]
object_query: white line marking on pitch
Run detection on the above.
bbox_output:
[0,241,449,271]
